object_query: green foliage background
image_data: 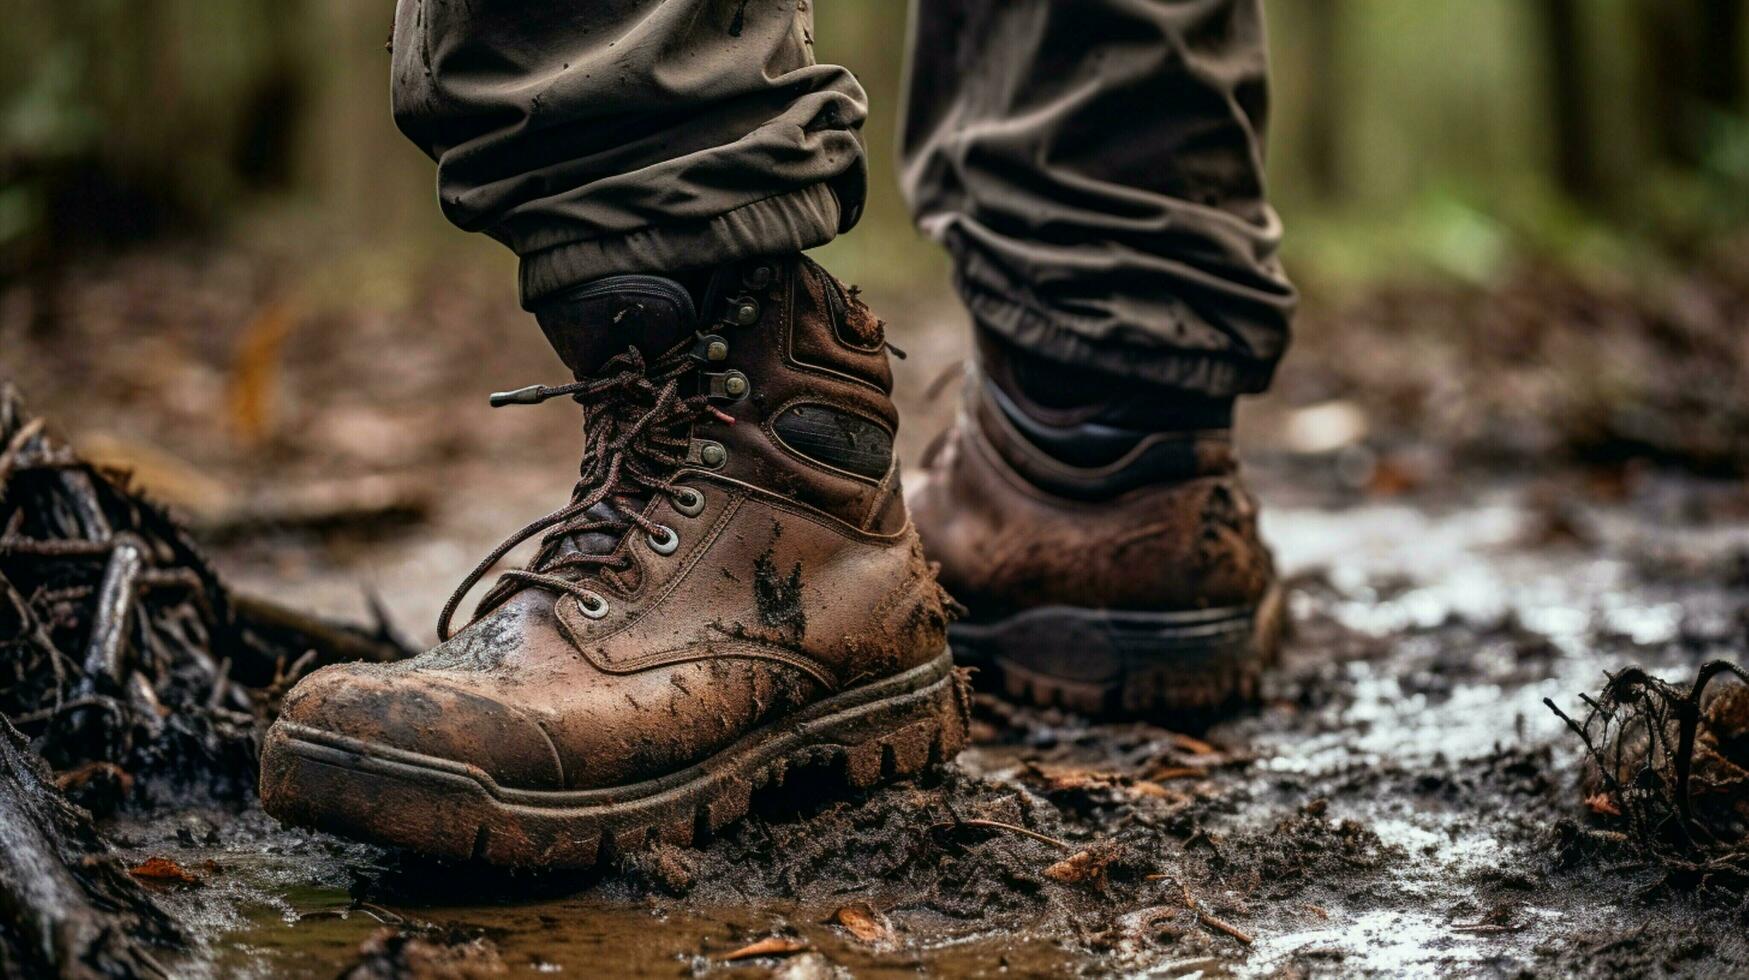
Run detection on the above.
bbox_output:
[2,0,1746,291]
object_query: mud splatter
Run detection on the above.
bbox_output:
[753,549,806,641]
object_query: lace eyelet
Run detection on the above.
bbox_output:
[647,524,680,556]
[578,590,610,619]
[671,487,706,517]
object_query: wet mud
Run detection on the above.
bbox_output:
[49,467,1746,978]
[12,250,1749,975]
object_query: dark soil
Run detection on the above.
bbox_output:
[55,466,1749,978]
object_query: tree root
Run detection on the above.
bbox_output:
[1546,659,1749,896]
[0,381,415,974]
[0,715,180,979]
[0,381,410,803]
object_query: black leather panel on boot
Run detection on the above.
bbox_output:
[771,403,893,479]
[972,333,1236,502]
[533,274,699,378]
[978,376,1225,500]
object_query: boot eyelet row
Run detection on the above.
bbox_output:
[704,369,749,401]
[671,487,706,517]
[647,524,680,555]
[578,590,610,619]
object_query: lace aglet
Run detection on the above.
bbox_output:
[490,384,546,408]
[707,405,737,425]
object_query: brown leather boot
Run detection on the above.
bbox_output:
[908,335,1282,721]
[259,256,967,867]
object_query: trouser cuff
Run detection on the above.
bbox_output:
[517,183,843,308]
[952,251,1282,399]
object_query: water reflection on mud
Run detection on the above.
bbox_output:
[119,475,1749,976]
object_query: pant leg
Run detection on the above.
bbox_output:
[900,0,1295,396]
[392,0,868,308]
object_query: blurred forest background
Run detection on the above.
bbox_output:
[2,0,1749,633]
[5,1,1747,286]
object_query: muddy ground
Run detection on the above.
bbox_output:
[7,245,1749,976]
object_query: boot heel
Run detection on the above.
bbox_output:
[951,584,1283,723]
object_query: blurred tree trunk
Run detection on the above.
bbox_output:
[1299,0,1344,199]
[1696,0,1746,114]
[1534,0,1599,200]
[1634,0,1696,168]
[1633,0,1745,169]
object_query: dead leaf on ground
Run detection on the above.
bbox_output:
[1043,848,1116,889]
[129,856,202,887]
[830,902,894,944]
[719,937,808,961]
[1024,762,1120,794]
[227,301,296,447]
[1584,792,1622,817]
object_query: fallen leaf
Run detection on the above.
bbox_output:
[1024,763,1117,793]
[1584,792,1622,817]
[830,903,894,944]
[1367,456,1423,497]
[227,301,296,447]
[1043,848,1115,888]
[54,761,133,796]
[129,857,202,887]
[719,937,807,961]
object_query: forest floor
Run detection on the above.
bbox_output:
[6,241,1749,976]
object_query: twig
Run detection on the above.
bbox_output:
[1450,922,1524,935]
[0,416,45,496]
[1171,734,1221,756]
[1175,878,1255,945]
[950,818,1071,850]
[1198,912,1254,945]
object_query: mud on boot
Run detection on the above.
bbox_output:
[259,256,967,867]
[908,335,1281,724]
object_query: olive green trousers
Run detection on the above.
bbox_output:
[391,0,1295,395]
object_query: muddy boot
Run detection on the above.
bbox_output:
[908,334,1282,721]
[259,256,966,867]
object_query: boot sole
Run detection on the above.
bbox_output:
[258,652,968,868]
[951,583,1284,723]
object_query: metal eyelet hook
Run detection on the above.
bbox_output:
[730,297,761,326]
[647,525,680,556]
[671,487,706,517]
[578,590,610,620]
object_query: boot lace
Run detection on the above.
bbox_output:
[437,336,728,641]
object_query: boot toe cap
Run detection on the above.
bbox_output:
[272,663,565,792]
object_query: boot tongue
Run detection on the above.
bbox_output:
[533,274,700,378]
[529,274,705,583]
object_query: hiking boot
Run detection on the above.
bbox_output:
[259,256,967,867]
[908,335,1282,721]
